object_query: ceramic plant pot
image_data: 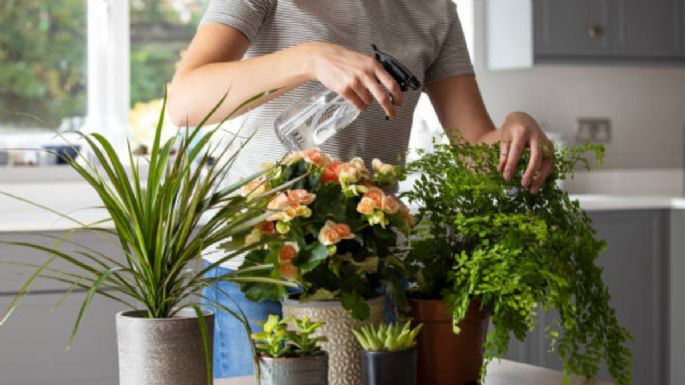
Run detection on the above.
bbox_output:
[410,300,488,385]
[282,297,385,385]
[361,348,417,385]
[116,309,214,385]
[257,353,329,385]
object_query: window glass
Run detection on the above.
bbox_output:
[130,0,207,105]
[0,0,87,132]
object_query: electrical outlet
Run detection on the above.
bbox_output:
[576,118,611,143]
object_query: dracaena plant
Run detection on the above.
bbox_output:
[0,92,293,383]
[353,321,423,352]
[251,314,327,358]
[401,140,632,384]
[230,150,414,320]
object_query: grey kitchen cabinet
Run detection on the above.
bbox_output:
[0,230,126,385]
[534,0,612,58]
[612,0,684,58]
[488,0,685,69]
[504,209,672,385]
[534,0,685,63]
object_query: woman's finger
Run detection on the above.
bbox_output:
[340,86,369,111]
[498,140,510,172]
[350,77,374,108]
[374,65,404,106]
[504,136,525,181]
[363,74,397,119]
[530,158,554,194]
[522,139,543,188]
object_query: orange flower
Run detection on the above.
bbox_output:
[364,187,385,207]
[287,189,316,205]
[357,197,377,215]
[279,242,300,263]
[279,262,298,280]
[267,193,291,211]
[318,220,355,246]
[350,157,370,178]
[302,148,329,167]
[337,163,360,184]
[259,221,275,235]
[322,160,342,183]
[381,196,400,214]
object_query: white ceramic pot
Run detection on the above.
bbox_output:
[282,297,385,385]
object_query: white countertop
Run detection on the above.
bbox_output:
[216,359,612,385]
[1,181,684,233]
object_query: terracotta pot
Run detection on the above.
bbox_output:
[282,297,385,385]
[409,300,488,385]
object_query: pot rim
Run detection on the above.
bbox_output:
[282,295,385,308]
[361,348,417,356]
[116,308,214,321]
[258,352,329,362]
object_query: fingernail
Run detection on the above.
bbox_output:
[521,178,530,188]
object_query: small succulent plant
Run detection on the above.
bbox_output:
[353,321,423,352]
[251,315,327,358]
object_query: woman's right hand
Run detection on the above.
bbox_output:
[300,41,404,119]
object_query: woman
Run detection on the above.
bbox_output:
[169,0,554,378]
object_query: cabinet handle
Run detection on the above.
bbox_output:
[587,25,604,39]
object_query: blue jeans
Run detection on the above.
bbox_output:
[203,263,282,378]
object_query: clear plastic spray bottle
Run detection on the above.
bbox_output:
[274,45,421,150]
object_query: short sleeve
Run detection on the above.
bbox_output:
[424,4,474,84]
[201,0,275,42]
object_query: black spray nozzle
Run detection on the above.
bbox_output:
[372,44,421,92]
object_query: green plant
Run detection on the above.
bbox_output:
[0,92,292,384]
[251,315,327,358]
[353,321,423,352]
[230,150,413,319]
[402,140,632,384]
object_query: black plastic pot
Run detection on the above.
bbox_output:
[361,348,417,385]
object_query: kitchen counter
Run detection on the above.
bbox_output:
[216,359,612,385]
[2,181,685,232]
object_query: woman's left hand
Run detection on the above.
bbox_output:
[497,112,555,194]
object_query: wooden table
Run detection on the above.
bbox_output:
[215,359,613,385]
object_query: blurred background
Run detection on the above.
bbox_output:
[0,1,684,385]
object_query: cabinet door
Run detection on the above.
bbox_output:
[613,0,683,57]
[534,0,612,58]
[0,292,123,385]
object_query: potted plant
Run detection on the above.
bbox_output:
[231,150,414,385]
[401,140,633,385]
[251,315,328,385]
[0,93,291,385]
[353,321,422,385]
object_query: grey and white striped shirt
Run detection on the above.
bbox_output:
[201,0,474,268]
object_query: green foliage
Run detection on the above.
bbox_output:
[0,0,206,129]
[231,153,413,319]
[0,0,86,128]
[251,315,327,358]
[402,140,632,384]
[0,91,291,339]
[352,321,423,352]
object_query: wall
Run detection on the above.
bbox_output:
[471,1,685,170]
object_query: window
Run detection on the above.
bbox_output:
[0,0,87,132]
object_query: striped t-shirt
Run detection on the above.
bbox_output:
[201,0,474,268]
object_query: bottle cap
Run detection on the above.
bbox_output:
[372,44,421,92]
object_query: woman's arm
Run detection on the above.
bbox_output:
[426,75,554,194]
[168,23,402,126]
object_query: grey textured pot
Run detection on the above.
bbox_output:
[257,353,329,385]
[282,297,385,385]
[116,309,214,385]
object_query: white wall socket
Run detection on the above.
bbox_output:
[576,118,612,143]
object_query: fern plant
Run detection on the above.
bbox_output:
[402,140,632,384]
